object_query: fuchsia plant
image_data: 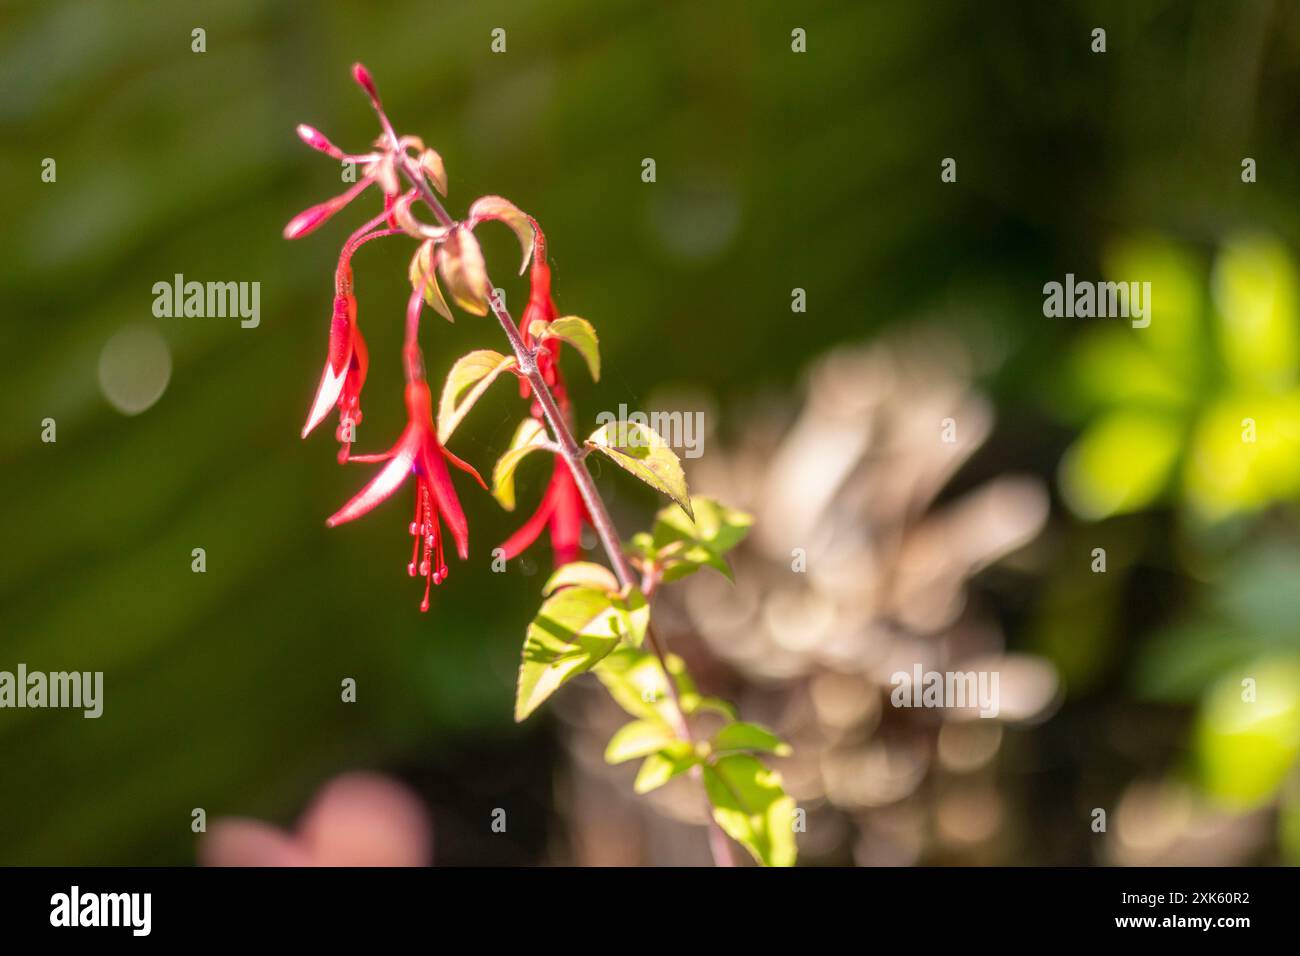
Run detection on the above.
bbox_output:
[284,64,796,867]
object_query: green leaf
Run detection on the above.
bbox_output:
[586,422,692,520]
[515,587,626,721]
[594,646,683,723]
[703,755,797,867]
[1058,409,1182,520]
[615,585,650,648]
[409,240,453,321]
[661,547,734,583]
[1212,233,1300,391]
[492,418,549,510]
[645,497,752,581]
[541,316,601,382]
[1195,659,1300,809]
[438,350,518,443]
[652,497,753,554]
[712,721,792,757]
[543,561,620,596]
[634,742,699,794]
[605,719,679,764]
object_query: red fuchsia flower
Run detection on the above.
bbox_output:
[499,457,592,566]
[328,376,487,611]
[301,211,407,462]
[499,224,593,566]
[517,223,562,408]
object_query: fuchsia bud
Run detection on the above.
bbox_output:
[283,200,338,240]
[352,63,380,104]
[296,124,343,158]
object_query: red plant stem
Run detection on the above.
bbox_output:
[383,126,735,866]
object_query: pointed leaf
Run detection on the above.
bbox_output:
[586,422,692,520]
[595,647,693,723]
[605,720,678,764]
[409,241,453,321]
[437,350,517,443]
[703,755,797,867]
[492,418,549,511]
[420,148,448,196]
[634,743,699,793]
[468,195,534,274]
[712,721,792,757]
[652,497,754,554]
[515,587,626,721]
[541,316,601,382]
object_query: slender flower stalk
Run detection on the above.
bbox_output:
[383,121,733,865]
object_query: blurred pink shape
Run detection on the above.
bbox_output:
[199,772,432,867]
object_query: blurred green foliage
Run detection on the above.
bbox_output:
[1058,234,1300,522]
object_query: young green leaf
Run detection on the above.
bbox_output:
[586,422,693,520]
[605,719,679,764]
[653,497,754,554]
[543,561,620,596]
[541,316,601,382]
[634,742,699,794]
[467,195,534,274]
[617,584,650,648]
[409,240,453,321]
[492,418,549,510]
[711,721,792,757]
[594,647,680,723]
[703,754,797,867]
[515,586,628,721]
[437,350,518,443]
[648,497,754,582]
[438,226,491,315]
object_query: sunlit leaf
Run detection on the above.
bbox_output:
[543,561,620,596]
[492,418,549,511]
[1212,233,1299,391]
[586,422,692,520]
[647,497,752,581]
[437,350,517,443]
[1194,659,1300,809]
[711,721,792,757]
[634,742,698,794]
[703,755,797,867]
[1058,409,1182,520]
[541,316,601,382]
[515,587,626,721]
[1103,235,1207,360]
[1183,392,1300,520]
[595,646,685,724]
[652,497,753,554]
[605,719,678,764]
